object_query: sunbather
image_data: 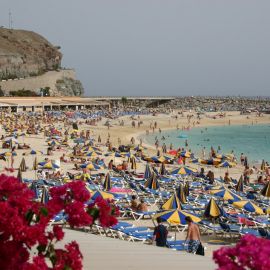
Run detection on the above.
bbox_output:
[137,199,148,212]
[130,195,139,211]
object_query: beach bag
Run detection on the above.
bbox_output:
[196,242,205,256]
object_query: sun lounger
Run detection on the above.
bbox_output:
[240,228,260,237]
[167,240,187,251]
[219,222,241,238]
[129,210,157,221]
[199,220,223,235]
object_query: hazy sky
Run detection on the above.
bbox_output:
[1,0,270,96]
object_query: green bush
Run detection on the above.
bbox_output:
[9,89,38,97]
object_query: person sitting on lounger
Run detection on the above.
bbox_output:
[206,170,214,184]
[224,172,232,184]
[153,217,168,247]
[185,216,202,254]
[137,199,148,212]
[130,195,139,211]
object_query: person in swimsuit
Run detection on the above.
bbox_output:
[185,216,202,254]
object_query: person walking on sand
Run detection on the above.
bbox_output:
[185,216,202,254]
[152,217,168,247]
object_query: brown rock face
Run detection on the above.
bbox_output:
[0,28,62,80]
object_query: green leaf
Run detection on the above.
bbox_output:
[40,207,48,217]
[37,244,47,253]
[87,207,99,219]
[25,210,34,223]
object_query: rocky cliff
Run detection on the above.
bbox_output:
[0,28,84,96]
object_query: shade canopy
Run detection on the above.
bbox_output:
[154,210,201,225]
[162,193,182,210]
[260,181,270,198]
[170,166,197,176]
[232,200,264,215]
[204,198,222,218]
[210,188,242,202]
[144,174,159,190]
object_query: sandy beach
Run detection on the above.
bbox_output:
[1,109,270,268]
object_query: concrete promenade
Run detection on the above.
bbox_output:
[62,229,215,270]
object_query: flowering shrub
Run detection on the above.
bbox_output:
[0,174,118,270]
[213,234,270,270]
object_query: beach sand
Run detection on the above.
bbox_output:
[2,110,270,264]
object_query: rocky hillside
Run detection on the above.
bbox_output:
[0,28,62,79]
[0,28,83,96]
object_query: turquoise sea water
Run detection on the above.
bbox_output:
[141,124,270,163]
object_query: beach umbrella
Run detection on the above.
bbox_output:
[179,151,191,158]
[176,184,187,204]
[232,200,264,215]
[41,187,50,204]
[30,182,39,199]
[260,181,270,198]
[86,151,102,157]
[162,193,182,210]
[170,166,197,176]
[216,161,236,168]
[130,156,137,170]
[149,155,173,164]
[103,173,112,191]
[210,188,242,202]
[204,198,222,218]
[108,152,122,158]
[261,159,266,171]
[235,175,244,192]
[144,174,159,190]
[184,182,190,197]
[29,150,43,155]
[158,155,174,163]
[48,140,60,146]
[154,209,201,225]
[17,168,23,182]
[33,157,38,171]
[82,146,101,152]
[80,162,102,170]
[159,162,166,175]
[39,161,60,170]
[91,190,114,200]
[19,158,27,172]
[152,166,160,176]
[144,163,152,179]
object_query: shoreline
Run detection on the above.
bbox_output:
[129,115,270,157]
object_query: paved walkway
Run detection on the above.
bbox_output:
[63,229,216,270]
